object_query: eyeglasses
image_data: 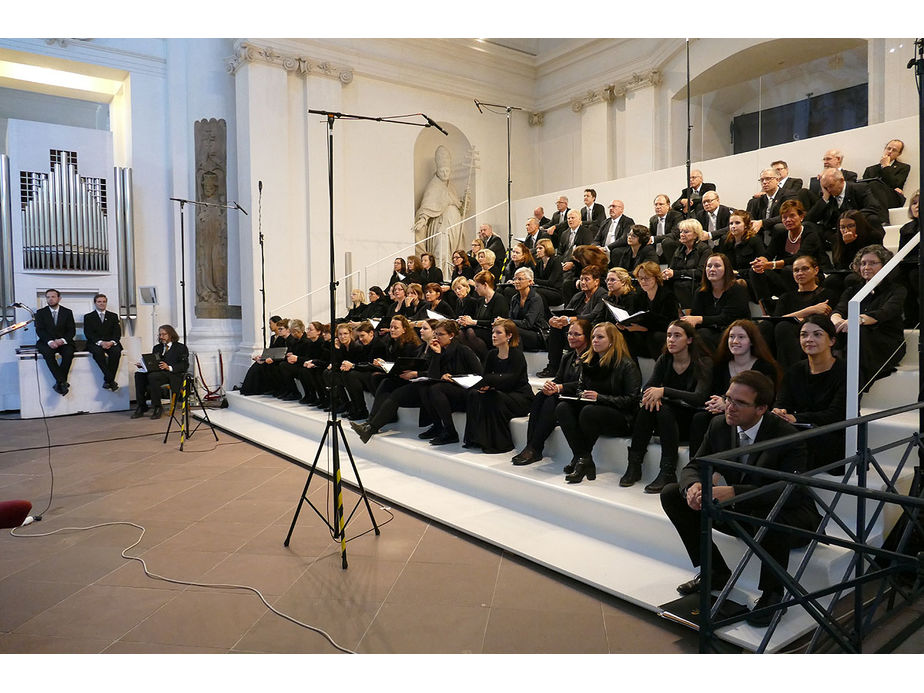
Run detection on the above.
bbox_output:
[758,177,776,183]
[723,395,756,409]
[859,260,883,267]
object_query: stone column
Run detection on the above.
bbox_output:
[620,72,662,178]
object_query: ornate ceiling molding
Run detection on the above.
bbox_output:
[226,41,353,84]
[528,112,544,127]
[569,70,662,113]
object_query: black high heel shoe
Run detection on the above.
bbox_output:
[563,457,578,475]
[565,457,596,484]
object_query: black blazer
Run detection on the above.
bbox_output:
[557,224,595,262]
[153,341,189,374]
[695,205,732,240]
[483,234,506,260]
[595,215,636,249]
[648,210,684,240]
[745,188,797,240]
[534,256,564,290]
[805,181,886,244]
[683,413,820,515]
[542,208,570,237]
[667,241,711,285]
[35,305,76,346]
[863,160,911,192]
[672,183,717,214]
[809,169,858,197]
[717,234,766,275]
[779,177,804,197]
[580,203,607,233]
[610,243,658,273]
[83,310,121,345]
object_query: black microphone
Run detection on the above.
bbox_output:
[421,114,448,136]
[12,302,25,308]
[474,99,484,114]
[234,201,249,216]
[258,180,263,193]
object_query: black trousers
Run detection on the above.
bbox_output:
[525,392,560,453]
[660,482,818,593]
[134,369,181,407]
[36,342,74,386]
[545,326,569,371]
[367,381,428,432]
[87,343,122,384]
[418,381,468,435]
[555,400,632,458]
[628,401,696,464]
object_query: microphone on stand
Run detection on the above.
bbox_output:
[233,201,249,216]
[474,99,484,114]
[421,114,448,136]
[258,180,263,194]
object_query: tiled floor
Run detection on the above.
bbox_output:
[1,410,920,656]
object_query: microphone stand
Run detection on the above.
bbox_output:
[683,39,694,220]
[284,110,441,569]
[474,99,523,273]
[257,181,267,348]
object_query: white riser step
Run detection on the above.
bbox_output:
[889,206,911,227]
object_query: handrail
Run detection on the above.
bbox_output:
[269,198,509,319]
[845,234,920,454]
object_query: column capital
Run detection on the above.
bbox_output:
[226,40,354,85]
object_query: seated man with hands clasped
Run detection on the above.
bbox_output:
[132,324,189,420]
[660,370,822,628]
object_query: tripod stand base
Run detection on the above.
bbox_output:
[283,416,380,569]
[163,372,219,450]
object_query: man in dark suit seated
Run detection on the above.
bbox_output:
[861,138,911,209]
[539,195,570,247]
[34,288,76,395]
[580,188,606,236]
[660,370,822,628]
[805,168,886,248]
[746,168,797,247]
[771,160,803,198]
[672,169,716,216]
[132,324,189,420]
[521,217,545,252]
[83,293,122,391]
[594,199,635,251]
[478,222,506,260]
[808,149,858,199]
[557,208,596,305]
[696,191,731,243]
[533,206,551,229]
[649,193,683,263]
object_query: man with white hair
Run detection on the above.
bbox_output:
[809,149,857,198]
[539,195,570,244]
[672,169,716,215]
[745,168,796,247]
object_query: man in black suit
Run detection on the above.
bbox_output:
[132,324,189,419]
[594,199,635,251]
[809,149,858,198]
[34,288,76,395]
[805,168,886,248]
[478,223,506,260]
[83,293,122,391]
[696,191,732,243]
[580,188,606,235]
[558,209,596,305]
[533,206,551,229]
[672,169,716,216]
[649,193,683,263]
[540,195,570,246]
[771,160,803,198]
[862,139,911,209]
[746,168,796,247]
[660,370,822,628]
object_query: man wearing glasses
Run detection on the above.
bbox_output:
[660,370,821,628]
[745,168,797,247]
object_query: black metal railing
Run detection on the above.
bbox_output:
[695,401,924,653]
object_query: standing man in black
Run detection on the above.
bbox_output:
[580,188,606,236]
[83,293,122,391]
[34,288,76,395]
[660,370,821,627]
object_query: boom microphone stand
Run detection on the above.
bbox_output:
[474,99,522,274]
[257,180,267,348]
[284,109,444,569]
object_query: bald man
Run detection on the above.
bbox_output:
[809,149,857,198]
[805,168,885,248]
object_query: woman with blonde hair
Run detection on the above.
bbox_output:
[555,322,641,483]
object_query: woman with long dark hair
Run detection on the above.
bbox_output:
[555,322,641,483]
[717,209,765,276]
[511,319,592,466]
[386,257,407,289]
[533,238,564,307]
[458,270,509,358]
[623,320,713,493]
[449,249,475,284]
[826,209,885,297]
[683,252,750,350]
[419,252,443,285]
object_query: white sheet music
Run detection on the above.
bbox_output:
[451,374,483,389]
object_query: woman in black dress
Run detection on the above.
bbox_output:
[498,242,537,299]
[507,266,548,352]
[687,318,782,456]
[413,282,457,323]
[419,252,443,286]
[772,315,848,474]
[610,225,657,274]
[461,320,534,454]
[290,321,329,405]
[511,319,592,466]
[449,249,476,285]
[716,209,765,277]
[338,320,388,420]
[449,276,478,318]
[556,322,641,483]
[405,255,425,286]
[826,209,885,297]
[380,282,414,335]
[537,265,607,377]
[759,254,835,365]
[338,289,368,325]
[467,238,484,268]
[623,320,713,493]
[831,244,907,388]
[239,316,286,395]
[533,238,564,308]
[364,286,388,323]
[590,267,635,326]
[683,252,751,350]
[662,218,711,309]
[458,270,510,358]
[622,261,681,361]
[386,257,407,289]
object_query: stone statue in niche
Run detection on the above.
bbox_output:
[194,118,237,319]
[413,144,471,258]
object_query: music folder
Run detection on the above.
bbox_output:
[138,353,162,373]
[658,593,748,631]
[394,357,428,373]
[604,300,650,326]
[550,308,577,317]
[259,346,288,361]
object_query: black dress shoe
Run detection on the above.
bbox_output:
[512,447,543,466]
[563,457,578,475]
[60,383,70,395]
[418,425,442,440]
[565,457,596,483]
[745,591,787,628]
[102,381,112,390]
[430,432,459,446]
[150,406,163,420]
[349,421,375,444]
[280,392,300,401]
[109,381,119,392]
[676,571,732,596]
[535,367,555,378]
[644,468,677,494]
[130,406,148,419]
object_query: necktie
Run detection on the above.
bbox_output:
[658,217,665,236]
[739,430,752,465]
[52,309,58,325]
[164,343,170,357]
[765,196,773,219]
[709,213,716,233]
